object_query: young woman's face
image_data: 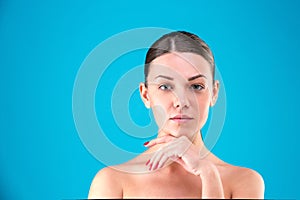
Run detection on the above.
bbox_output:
[140,52,219,140]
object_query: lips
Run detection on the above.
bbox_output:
[170,114,193,120]
[170,115,193,119]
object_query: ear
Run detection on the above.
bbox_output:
[210,80,220,107]
[139,82,150,108]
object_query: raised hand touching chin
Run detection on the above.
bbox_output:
[144,134,225,198]
[144,135,200,173]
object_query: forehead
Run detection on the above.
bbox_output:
[148,52,212,81]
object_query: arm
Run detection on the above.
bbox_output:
[174,141,225,198]
[198,163,225,199]
[231,168,264,199]
[88,167,123,199]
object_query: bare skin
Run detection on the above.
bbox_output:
[88,52,264,199]
[88,134,264,199]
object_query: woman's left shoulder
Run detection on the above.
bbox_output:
[218,160,262,179]
[221,164,265,198]
[223,164,262,178]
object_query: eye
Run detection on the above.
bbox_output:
[190,84,205,91]
[159,84,172,90]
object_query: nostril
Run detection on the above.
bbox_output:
[173,99,189,109]
[172,91,190,108]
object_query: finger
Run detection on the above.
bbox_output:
[156,153,170,169]
[150,143,178,170]
[144,135,175,147]
[148,148,164,171]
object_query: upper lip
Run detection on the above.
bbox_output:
[170,114,193,119]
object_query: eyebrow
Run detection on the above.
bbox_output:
[155,75,174,80]
[188,74,207,81]
[155,74,207,81]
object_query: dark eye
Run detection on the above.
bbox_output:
[159,84,172,90]
[191,84,204,91]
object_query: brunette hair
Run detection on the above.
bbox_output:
[144,31,215,87]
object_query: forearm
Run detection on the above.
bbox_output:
[199,165,224,199]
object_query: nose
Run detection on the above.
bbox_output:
[173,89,190,109]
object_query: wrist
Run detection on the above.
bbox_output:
[197,161,218,177]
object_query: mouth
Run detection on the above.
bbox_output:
[169,115,193,123]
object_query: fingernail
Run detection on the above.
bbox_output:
[153,162,159,171]
[144,141,149,146]
[149,163,152,171]
[145,160,150,166]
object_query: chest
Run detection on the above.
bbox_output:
[123,173,202,198]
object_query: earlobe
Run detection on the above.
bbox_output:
[210,97,217,107]
[210,80,220,107]
[139,83,150,109]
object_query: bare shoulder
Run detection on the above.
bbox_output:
[88,166,123,199]
[225,164,265,199]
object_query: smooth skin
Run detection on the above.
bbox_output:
[88,52,264,199]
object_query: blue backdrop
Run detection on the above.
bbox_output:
[1,0,299,199]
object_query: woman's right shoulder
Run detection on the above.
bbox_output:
[88,166,123,198]
[94,166,119,178]
[92,165,126,187]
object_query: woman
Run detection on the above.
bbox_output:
[88,31,264,198]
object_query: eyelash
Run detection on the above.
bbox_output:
[190,84,205,91]
[158,84,205,91]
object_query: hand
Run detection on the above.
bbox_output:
[144,135,225,198]
[145,135,204,175]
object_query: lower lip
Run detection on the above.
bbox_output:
[170,118,193,123]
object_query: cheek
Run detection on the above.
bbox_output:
[151,105,167,127]
[149,90,175,108]
[195,96,211,128]
[150,95,171,126]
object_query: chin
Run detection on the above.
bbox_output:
[160,126,198,139]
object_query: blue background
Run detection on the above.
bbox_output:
[1,0,299,199]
